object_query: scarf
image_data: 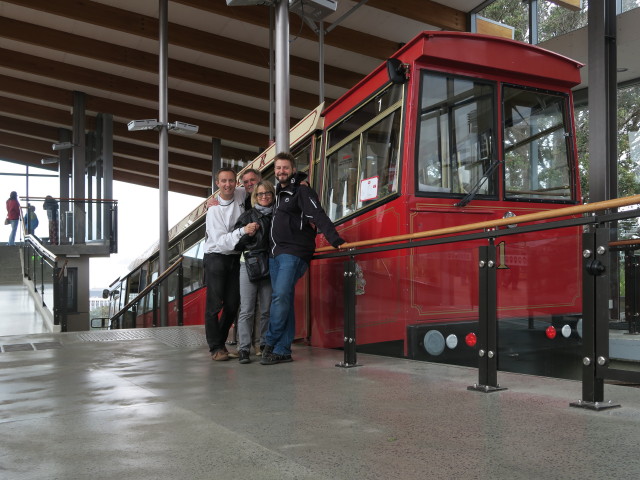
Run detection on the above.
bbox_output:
[255,204,273,215]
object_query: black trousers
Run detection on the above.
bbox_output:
[204,252,241,353]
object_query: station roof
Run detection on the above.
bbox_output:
[0,1,638,197]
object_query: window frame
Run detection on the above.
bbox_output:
[501,83,577,204]
[414,69,499,201]
[322,83,405,224]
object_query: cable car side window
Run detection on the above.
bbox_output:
[416,72,496,197]
[502,86,574,202]
[324,84,403,222]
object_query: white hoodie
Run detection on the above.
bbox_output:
[203,188,246,254]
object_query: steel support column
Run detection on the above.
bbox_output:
[469,243,506,393]
[158,0,169,327]
[337,255,360,368]
[275,0,290,153]
[571,226,620,410]
[72,91,86,245]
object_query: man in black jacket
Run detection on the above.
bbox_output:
[261,152,346,365]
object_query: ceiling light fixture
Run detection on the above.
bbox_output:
[127,119,199,135]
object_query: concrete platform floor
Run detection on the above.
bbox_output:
[1,326,640,480]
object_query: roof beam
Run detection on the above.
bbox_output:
[365,0,466,31]
[0,112,256,171]
[0,76,258,159]
[113,156,211,189]
[0,131,54,156]
[0,146,57,171]
[113,170,209,197]
[0,17,323,115]
[4,0,363,88]
[0,52,271,147]
[174,0,403,59]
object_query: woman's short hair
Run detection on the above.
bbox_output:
[10,191,17,200]
[250,180,276,207]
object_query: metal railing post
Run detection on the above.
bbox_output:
[39,255,45,306]
[152,286,159,327]
[177,263,184,326]
[624,251,640,334]
[61,264,68,332]
[469,242,506,393]
[53,264,61,327]
[337,255,360,368]
[571,225,619,410]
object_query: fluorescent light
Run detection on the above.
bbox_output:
[226,0,274,6]
[127,119,163,131]
[41,157,59,164]
[168,121,199,135]
[289,0,337,22]
[52,141,74,151]
[128,119,200,135]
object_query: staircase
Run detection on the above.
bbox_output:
[0,246,24,285]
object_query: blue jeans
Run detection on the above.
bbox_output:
[8,219,19,245]
[266,254,308,356]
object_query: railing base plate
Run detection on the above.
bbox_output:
[336,362,362,368]
[467,383,507,393]
[570,399,621,411]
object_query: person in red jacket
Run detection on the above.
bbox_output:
[6,191,20,246]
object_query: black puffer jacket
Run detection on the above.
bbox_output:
[233,207,272,255]
[270,171,344,263]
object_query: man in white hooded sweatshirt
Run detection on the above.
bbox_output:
[203,168,258,361]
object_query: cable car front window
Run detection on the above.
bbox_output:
[417,72,496,197]
[503,86,573,202]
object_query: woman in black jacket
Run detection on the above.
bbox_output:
[233,180,276,364]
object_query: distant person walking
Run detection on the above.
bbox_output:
[25,205,40,241]
[43,195,59,245]
[5,191,20,246]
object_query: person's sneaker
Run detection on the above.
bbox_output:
[253,344,262,356]
[262,345,273,357]
[238,350,251,364]
[260,352,293,365]
[226,349,239,359]
[211,350,229,361]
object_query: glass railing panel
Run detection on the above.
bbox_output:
[496,227,583,380]
[41,259,55,317]
[399,242,480,365]
[315,241,481,364]
[610,247,640,376]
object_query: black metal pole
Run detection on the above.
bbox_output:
[152,286,159,328]
[337,255,360,368]
[177,263,184,326]
[571,225,619,410]
[469,242,505,393]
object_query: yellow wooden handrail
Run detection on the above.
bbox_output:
[316,194,640,253]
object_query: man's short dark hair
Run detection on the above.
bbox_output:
[241,168,261,180]
[274,152,296,168]
[215,167,237,181]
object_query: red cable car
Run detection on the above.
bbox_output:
[109,32,584,377]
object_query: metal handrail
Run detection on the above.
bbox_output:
[110,256,184,322]
[316,194,640,253]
